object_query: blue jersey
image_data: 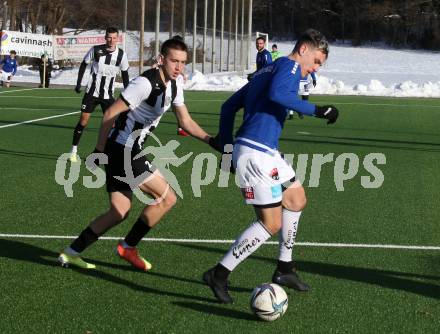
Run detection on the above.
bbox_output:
[256,49,272,71]
[1,56,18,75]
[219,57,316,151]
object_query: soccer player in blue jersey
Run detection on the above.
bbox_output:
[247,36,272,81]
[203,29,339,303]
[0,50,18,88]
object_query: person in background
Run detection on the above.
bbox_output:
[270,44,282,61]
[0,50,18,88]
[247,36,272,81]
[38,54,53,88]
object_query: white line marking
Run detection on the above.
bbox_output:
[297,131,311,135]
[0,107,63,111]
[0,87,41,94]
[0,111,80,129]
[0,233,438,250]
[0,95,78,99]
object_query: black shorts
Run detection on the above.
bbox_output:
[81,93,114,114]
[104,141,156,193]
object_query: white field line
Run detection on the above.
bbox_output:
[0,110,80,129]
[1,95,440,109]
[0,233,439,250]
[0,87,41,94]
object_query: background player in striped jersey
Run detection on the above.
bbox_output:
[59,38,220,271]
[69,27,130,162]
[203,29,339,303]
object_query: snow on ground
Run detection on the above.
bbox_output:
[9,30,440,97]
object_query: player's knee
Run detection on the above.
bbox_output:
[283,194,307,212]
[163,190,177,209]
[111,206,131,222]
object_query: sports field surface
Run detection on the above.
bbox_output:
[0,87,439,333]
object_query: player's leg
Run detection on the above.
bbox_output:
[59,191,132,269]
[5,73,11,88]
[70,94,98,162]
[203,146,284,303]
[272,180,310,291]
[117,169,177,271]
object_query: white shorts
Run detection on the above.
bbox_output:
[233,142,295,206]
[299,78,311,96]
[0,71,13,83]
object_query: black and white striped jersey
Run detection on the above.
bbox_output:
[109,68,184,148]
[84,44,129,100]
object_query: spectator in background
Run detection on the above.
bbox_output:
[38,54,53,88]
[271,44,282,61]
[0,50,18,88]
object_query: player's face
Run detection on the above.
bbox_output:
[299,45,327,77]
[105,32,118,50]
[10,53,16,59]
[162,49,187,81]
[256,39,265,51]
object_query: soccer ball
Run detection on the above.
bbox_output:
[250,283,288,321]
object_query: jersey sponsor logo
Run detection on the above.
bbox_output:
[271,185,282,199]
[242,187,255,200]
[270,168,279,180]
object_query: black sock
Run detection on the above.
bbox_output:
[70,227,99,253]
[214,263,231,281]
[124,217,151,247]
[276,260,294,273]
[72,123,85,146]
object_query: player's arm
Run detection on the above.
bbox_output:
[96,76,151,151]
[95,99,129,151]
[75,47,93,92]
[120,53,130,88]
[265,51,273,65]
[269,66,315,116]
[311,72,317,86]
[173,104,211,144]
[219,83,248,146]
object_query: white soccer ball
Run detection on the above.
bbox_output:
[250,283,288,321]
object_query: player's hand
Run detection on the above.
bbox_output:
[74,84,81,94]
[208,134,223,153]
[315,105,339,124]
[312,79,317,87]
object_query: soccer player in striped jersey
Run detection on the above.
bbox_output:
[69,27,130,162]
[203,29,339,303]
[59,38,220,271]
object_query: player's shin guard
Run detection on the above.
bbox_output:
[69,226,99,253]
[72,123,85,146]
[124,217,151,247]
[278,209,302,264]
[219,221,271,272]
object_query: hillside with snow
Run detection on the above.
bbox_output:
[9,31,440,98]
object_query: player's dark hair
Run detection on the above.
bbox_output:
[272,44,277,48]
[293,29,329,57]
[256,36,266,43]
[171,35,184,42]
[10,50,17,55]
[161,38,188,56]
[105,27,119,36]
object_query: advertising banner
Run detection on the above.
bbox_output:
[53,34,125,60]
[0,30,53,58]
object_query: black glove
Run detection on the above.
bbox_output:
[74,84,81,94]
[315,105,339,124]
[312,79,317,87]
[208,135,223,153]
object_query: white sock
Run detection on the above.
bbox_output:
[289,110,294,115]
[64,246,79,256]
[278,209,302,262]
[220,221,272,271]
[71,145,78,154]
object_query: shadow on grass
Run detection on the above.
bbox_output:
[172,301,257,321]
[0,238,214,303]
[176,243,440,300]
